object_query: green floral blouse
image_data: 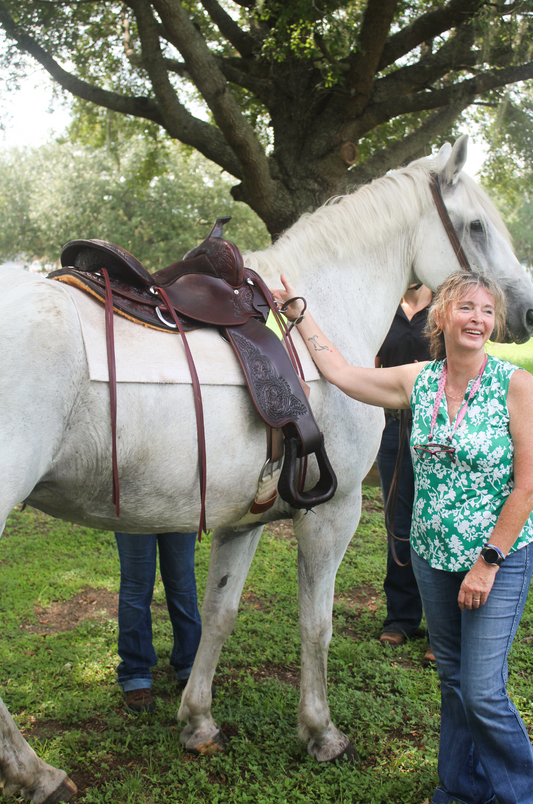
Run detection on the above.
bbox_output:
[410,355,533,571]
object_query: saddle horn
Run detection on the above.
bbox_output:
[208,216,232,239]
[184,216,244,288]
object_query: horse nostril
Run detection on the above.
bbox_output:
[526,309,533,330]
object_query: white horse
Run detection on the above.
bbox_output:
[2,136,533,803]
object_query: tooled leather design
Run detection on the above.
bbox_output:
[231,331,308,423]
[232,284,254,318]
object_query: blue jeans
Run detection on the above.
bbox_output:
[377,417,423,637]
[412,545,533,804]
[114,532,202,692]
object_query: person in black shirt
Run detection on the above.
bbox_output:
[375,284,434,663]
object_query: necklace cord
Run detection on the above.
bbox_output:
[429,355,488,443]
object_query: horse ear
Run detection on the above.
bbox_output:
[436,142,452,172]
[440,135,468,186]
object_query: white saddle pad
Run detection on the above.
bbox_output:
[65,284,321,385]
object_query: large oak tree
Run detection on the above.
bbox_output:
[1,0,533,236]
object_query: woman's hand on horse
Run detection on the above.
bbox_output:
[271,274,305,319]
[457,558,498,610]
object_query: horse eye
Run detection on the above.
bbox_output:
[470,220,484,233]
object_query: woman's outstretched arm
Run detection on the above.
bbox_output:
[272,274,425,410]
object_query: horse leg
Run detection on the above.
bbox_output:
[296,504,360,763]
[0,698,77,803]
[179,524,263,753]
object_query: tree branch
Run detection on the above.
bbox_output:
[161,56,190,79]
[341,102,470,191]
[344,0,398,109]
[353,62,533,141]
[378,0,486,72]
[373,22,477,103]
[151,0,289,220]
[163,54,272,105]
[200,0,256,58]
[0,0,164,123]
[122,6,143,68]
[128,0,244,178]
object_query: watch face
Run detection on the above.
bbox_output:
[483,547,500,564]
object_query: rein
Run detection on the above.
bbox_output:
[387,173,472,565]
[384,409,411,568]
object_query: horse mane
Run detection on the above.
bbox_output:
[245,156,512,282]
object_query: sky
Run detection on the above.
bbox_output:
[1,71,488,175]
[0,71,71,148]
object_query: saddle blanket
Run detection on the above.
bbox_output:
[65,284,321,385]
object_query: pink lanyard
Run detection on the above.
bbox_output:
[428,354,488,442]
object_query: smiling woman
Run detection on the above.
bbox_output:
[274,269,533,804]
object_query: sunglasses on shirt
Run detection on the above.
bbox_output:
[413,442,456,463]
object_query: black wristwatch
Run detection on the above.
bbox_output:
[481,543,505,567]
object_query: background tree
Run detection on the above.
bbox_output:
[0,137,269,269]
[1,1,533,237]
[474,87,533,268]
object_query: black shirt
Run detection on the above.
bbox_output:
[377,303,432,368]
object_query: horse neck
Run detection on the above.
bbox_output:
[252,251,413,366]
[308,247,412,365]
[247,166,437,362]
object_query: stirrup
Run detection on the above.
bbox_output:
[278,435,337,510]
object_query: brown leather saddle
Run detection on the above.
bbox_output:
[49,218,337,531]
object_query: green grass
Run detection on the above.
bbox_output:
[486,336,533,374]
[1,341,532,803]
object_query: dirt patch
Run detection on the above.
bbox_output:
[334,584,383,612]
[20,587,119,635]
[223,664,301,689]
[265,520,294,539]
[241,592,269,611]
[251,663,301,688]
[20,715,113,740]
[362,497,384,515]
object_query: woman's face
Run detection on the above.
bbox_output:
[440,286,496,353]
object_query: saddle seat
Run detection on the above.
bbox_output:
[55,218,255,330]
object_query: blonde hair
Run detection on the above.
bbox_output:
[425,272,507,360]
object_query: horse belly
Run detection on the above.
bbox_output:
[27,381,268,532]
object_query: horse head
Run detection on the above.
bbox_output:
[413,135,533,344]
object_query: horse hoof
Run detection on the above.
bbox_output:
[330,741,358,764]
[191,729,229,756]
[42,777,78,803]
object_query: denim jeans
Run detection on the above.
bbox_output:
[114,532,202,692]
[412,545,533,804]
[377,417,423,637]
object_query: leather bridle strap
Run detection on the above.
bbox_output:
[429,173,472,273]
[102,268,120,517]
[157,286,207,539]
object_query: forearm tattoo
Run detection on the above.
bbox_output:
[308,335,329,352]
